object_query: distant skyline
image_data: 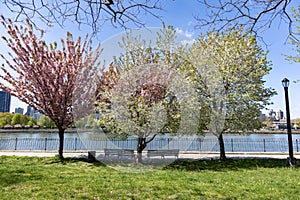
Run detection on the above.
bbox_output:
[0,0,299,118]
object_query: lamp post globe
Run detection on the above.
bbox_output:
[282,78,290,88]
[282,78,296,167]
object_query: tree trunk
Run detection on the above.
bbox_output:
[137,137,147,163]
[58,127,65,160]
[218,133,226,160]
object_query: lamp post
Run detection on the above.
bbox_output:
[282,78,297,167]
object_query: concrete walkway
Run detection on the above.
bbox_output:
[1,150,300,160]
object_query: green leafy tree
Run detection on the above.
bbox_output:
[0,112,13,127]
[260,116,274,130]
[188,28,276,160]
[27,117,37,127]
[11,113,22,126]
[20,114,29,126]
[0,113,37,127]
[38,115,56,128]
[86,114,98,129]
[97,25,199,163]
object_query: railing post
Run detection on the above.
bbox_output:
[231,138,234,152]
[75,138,77,151]
[263,139,266,152]
[199,138,202,151]
[14,138,18,150]
[44,138,47,151]
[296,139,299,153]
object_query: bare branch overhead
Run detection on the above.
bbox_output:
[196,0,297,40]
[2,0,164,35]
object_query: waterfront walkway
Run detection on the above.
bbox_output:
[1,150,300,160]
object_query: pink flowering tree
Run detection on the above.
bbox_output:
[0,16,101,159]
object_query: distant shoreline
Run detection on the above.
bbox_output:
[254,130,300,134]
[0,128,77,133]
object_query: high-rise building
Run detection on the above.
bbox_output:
[0,90,11,113]
[276,109,284,120]
[33,111,42,121]
[25,105,34,116]
[268,109,276,119]
[15,107,24,115]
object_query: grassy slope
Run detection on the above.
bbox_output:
[0,156,299,199]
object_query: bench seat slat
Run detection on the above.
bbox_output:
[104,148,135,158]
[147,149,179,158]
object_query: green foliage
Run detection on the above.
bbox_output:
[37,115,56,128]
[98,24,191,137]
[188,28,276,134]
[260,116,274,129]
[0,112,13,127]
[19,114,29,126]
[97,26,276,160]
[27,117,37,127]
[11,114,22,126]
[0,113,36,128]
[76,114,99,129]
[98,114,125,134]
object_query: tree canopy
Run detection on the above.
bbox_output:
[95,26,199,163]
[0,112,36,128]
[0,16,101,158]
[187,28,276,159]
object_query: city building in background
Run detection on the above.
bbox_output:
[268,109,285,120]
[264,108,297,130]
[276,109,284,120]
[0,90,11,113]
[25,105,34,117]
[268,109,276,119]
[14,107,24,115]
[33,112,42,121]
[25,105,42,120]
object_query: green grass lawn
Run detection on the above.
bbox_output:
[0,156,299,200]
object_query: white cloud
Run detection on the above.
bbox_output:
[175,28,194,39]
[181,39,196,46]
[187,21,194,27]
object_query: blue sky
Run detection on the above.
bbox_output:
[0,0,299,118]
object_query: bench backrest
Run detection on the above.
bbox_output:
[147,149,179,155]
[104,149,134,154]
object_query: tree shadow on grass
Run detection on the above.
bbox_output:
[54,157,291,172]
[163,158,289,172]
[42,156,292,172]
[0,156,108,188]
[0,168,44,187]
[45,156,106,167]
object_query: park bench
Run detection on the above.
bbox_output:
[147,149,179,159]
[104,148,135,159]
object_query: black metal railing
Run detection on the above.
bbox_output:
[0,137,299,152]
